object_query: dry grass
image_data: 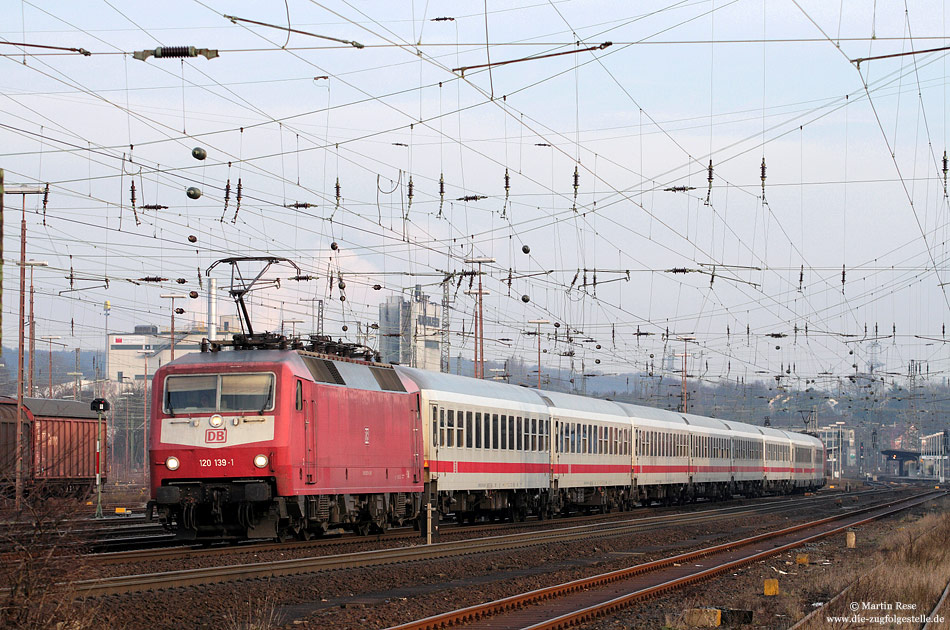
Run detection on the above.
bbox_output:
[223,593,284,630]
[798,511,950,629]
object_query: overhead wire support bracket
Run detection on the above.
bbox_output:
[453,41,611,75]
[0,41,91,56]
[850,44,950,68]
[223,14,364,49]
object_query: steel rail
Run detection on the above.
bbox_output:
[384,492,944,630]
[923,577,950,630]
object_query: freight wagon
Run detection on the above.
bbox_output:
[0,397,105,496]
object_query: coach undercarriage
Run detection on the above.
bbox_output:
[427,476,820,526]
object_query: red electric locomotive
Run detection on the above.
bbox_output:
[148,334,424,540]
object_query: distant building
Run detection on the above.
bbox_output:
[378,285,440,370]
[920,430,949,481]
[107,316,241,383]
[818,424,855,478]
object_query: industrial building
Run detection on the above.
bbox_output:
[378,285,440,370]
[106,315,241,383]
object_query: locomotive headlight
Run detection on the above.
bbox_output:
[253,454,268,469]
[165,456,180,471]
[209,414,224,428]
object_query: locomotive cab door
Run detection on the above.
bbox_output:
[301,380,317,484]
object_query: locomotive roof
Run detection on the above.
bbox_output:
[166,348,303,366]
[162,348,410,393]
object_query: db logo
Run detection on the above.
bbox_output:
[205,429,227,443]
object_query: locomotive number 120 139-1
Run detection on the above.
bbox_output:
[198,458,234,467]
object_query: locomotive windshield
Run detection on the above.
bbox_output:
[164,373,275,413]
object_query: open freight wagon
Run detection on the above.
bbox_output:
[0,397,104,496]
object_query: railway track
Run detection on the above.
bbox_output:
[382,491,945,630]
[72,488,900,596]
[86,487,890,563]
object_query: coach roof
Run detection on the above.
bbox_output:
[395,366,546,406]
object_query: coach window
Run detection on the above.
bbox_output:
[501,415,508,449]
[475,412,482,449]
[465,412,473,448]
[492,414,499,450]
[514,417,521,450]
[509,416,516,450]
[446,410,455,447]
[433,407,440,447]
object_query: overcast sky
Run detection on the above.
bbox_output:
[2,0,949,391]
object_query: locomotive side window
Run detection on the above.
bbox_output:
[296,381,304,411]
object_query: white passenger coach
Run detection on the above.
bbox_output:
[396,367,824,521]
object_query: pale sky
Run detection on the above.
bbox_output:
[2,0,949,390]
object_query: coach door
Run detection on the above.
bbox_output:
[301,380,316,484]
[551,418,560,486]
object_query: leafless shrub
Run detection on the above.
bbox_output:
[0,485,99,629]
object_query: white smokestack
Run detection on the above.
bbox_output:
[208,278,217,341]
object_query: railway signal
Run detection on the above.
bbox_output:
[91,397,110,518]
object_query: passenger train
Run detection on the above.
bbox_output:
[147,335,824,540]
